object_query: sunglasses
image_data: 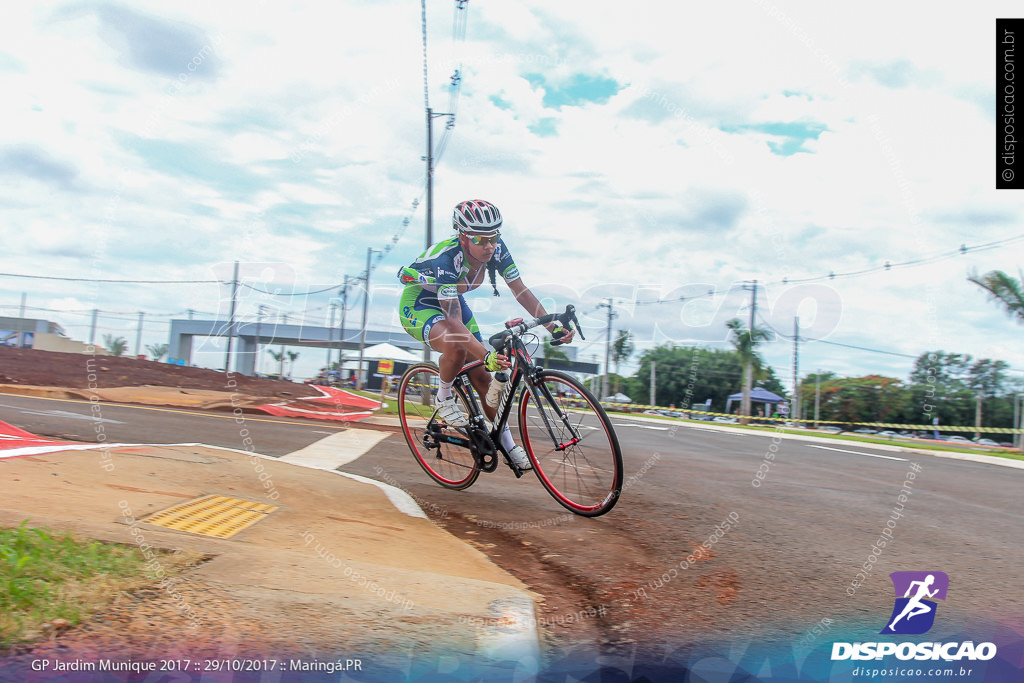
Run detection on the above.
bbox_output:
[465,233,500,246]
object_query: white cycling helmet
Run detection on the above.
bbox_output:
[453,199,502,235]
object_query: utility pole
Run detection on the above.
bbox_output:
[1017,394,1023,450]
[339,279,352,376]
[739,280,758,421]
[424,107,452,362]
[278,313,288,378]
[357,249,381,389]
[135,312,144,358]
[814,370,821,428]
[225,260,239,373]
[792,316,800,422]
[89,309,98,345]
[254,305,265,376]
[974,392,983,442]
[17,292,26,348]
[597,299,615,401]
[650,361,656,407]
[326,302,337,368]
[426,107,435,249]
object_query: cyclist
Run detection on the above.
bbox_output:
[398,199,574,470]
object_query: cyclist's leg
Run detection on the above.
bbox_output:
[427,300,504,422]
[401,288,469,422]
[402,287,477,378]
[430,308,528,468]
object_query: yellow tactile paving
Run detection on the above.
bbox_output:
[140,495,278,539]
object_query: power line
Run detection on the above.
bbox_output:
[634,289,719,306]
[0,272,218,284]
[420,0,431,111]
[772,233,1024,286]
[758,315,919,360]
[808,338,919,360]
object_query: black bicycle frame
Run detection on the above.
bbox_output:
[426,304,586,473]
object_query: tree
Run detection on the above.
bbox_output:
[267,349,285,377]
[632,345,784,412]
[540,337,569,363]
[146,343,168,361]
[906,351,1019,431]
[611,330,634,396]
[286,350,300,378]
[102,334,128,357]
[968,269,1024,324]
[726,318,771,421]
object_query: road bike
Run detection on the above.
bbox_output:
[396,305,623,517]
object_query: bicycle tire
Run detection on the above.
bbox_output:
[518,369,623,516]
[397,363,480,490]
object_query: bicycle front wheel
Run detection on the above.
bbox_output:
[397,363,480,490]
[518,370,623,516]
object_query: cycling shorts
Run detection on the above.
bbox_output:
[399,286,481,351]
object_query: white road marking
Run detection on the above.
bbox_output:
[808,444,907,461]
[0,404,124,424]
[279,429,389,469]
[690,427,753,435]
[613,423,669,431]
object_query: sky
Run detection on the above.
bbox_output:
[1,0,1022,395]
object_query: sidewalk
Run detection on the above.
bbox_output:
[0,401,543,678]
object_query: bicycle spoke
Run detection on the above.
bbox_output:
[398,364,480,490]
[519,371,623,516]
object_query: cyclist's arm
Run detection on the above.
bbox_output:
[507,278,575,343]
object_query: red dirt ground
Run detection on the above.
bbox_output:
[0,347,320,398]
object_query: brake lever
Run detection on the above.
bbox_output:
[550,306,577,346]
[570,310,585,341]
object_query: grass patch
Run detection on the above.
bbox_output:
[0,521,198,650]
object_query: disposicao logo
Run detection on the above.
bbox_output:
[881,570,948,635]
[831,571,997,662]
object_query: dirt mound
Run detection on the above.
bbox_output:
[0,346,319,398]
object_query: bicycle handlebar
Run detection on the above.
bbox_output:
[487,305,584,351]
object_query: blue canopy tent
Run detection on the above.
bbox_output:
[725,386,785,417]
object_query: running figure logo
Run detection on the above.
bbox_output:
[881,571,949,635]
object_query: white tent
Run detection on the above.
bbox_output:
[359,342,421,363]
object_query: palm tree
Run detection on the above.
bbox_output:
[102,334,128,357]
[968,269,1024,324]
[286,350,300,378]
[611,330,634,396]
[267,349,285,378]
[540,337,569,363]
[146,343,168,361]
[726,318,770,421]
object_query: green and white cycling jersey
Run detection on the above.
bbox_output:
[398,236,520,300]
[397,236,521,348]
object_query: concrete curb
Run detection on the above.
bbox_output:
[611,413,1024,471]
[0,416,543,669]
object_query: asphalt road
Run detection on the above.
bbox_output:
[1,392,1020,666]
[0,393,340,456]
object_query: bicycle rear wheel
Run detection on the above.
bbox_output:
[397,363,480,490]
[518,370,623,516]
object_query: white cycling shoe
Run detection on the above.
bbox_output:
[435,395,469,427]
[507,445,533,471]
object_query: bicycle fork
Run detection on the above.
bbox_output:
[526,381,583,451]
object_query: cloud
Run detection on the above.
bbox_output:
[849,58,940,89]
[0,0,1020,385]
[0,144,80,189]
[51,2,223,79]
